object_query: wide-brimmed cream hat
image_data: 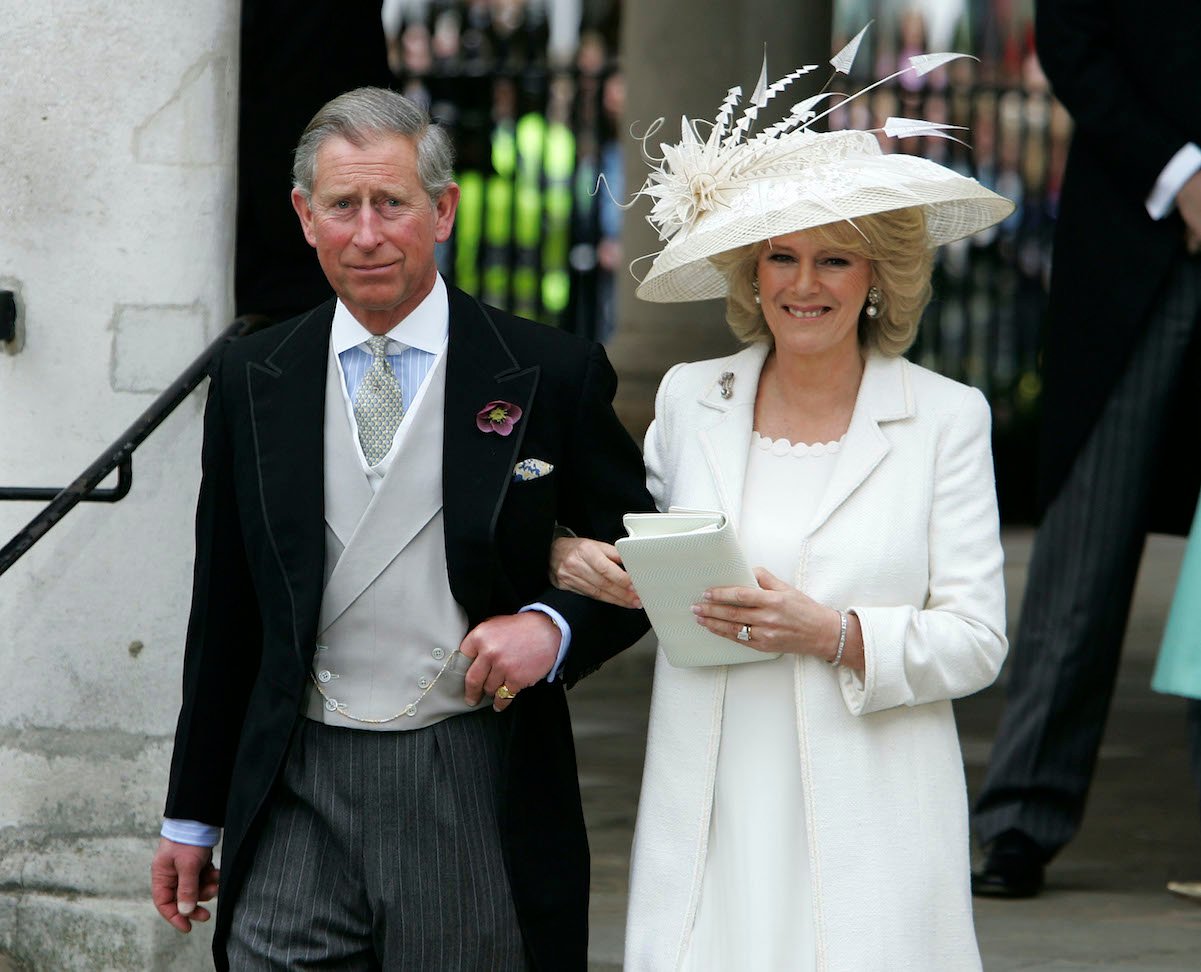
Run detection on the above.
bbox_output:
[632,29,1015,304]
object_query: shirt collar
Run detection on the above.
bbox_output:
[331,274,449,355]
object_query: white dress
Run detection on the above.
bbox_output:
[680,431,842,972]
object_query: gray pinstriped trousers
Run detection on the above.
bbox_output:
[974,252,1201,855]
[225,709,528,971]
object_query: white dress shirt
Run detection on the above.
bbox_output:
[1146,142,1201,220]
[332,278,446,486]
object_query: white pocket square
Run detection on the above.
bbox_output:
[513,458,554,482]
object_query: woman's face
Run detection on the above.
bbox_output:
[755,229,873,363]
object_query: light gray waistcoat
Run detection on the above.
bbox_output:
[301,346,478,730]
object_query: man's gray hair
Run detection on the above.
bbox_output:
[292,87,455,202]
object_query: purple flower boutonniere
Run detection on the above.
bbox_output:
[476,400,523,436]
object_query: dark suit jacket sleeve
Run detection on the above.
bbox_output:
[163,352,263,826]
[1036,0,1186,197]
[530,342,653,686]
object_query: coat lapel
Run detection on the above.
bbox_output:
[806,353,912,536]
[245,301,333,660]
[441,288,539,620]
[321,347,373,550]
[696,344,770,529]
[690,348,911,539]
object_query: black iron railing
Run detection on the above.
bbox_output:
[0,315,269,578]
[0,291,17,345]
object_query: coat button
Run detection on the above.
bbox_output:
[405,704,417,717]
[324,698,338,712]
[418,676,431,689]
[432,647,445,660]
[318,670,332,683]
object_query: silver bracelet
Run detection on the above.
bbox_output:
[830,610,848,667]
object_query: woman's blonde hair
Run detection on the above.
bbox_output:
[708,206,934,356]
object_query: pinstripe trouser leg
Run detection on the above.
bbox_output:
[225,710,529,971]
[974,254,1201,855]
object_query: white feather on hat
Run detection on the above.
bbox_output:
[631,25,1016,304]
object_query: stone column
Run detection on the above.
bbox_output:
[0,3,239,968]
[612,2,833,436]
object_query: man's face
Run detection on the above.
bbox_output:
[291,134,459,334]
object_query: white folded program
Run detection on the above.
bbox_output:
[616,507,778,667]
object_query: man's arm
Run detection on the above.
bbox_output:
[164,351,263,820]
[155,352,262,929]
[459,341,652,702]
[1036,0,1186,197]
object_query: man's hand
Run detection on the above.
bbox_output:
[151,838,219,933]
[459,613,560,712]
[1176,169,1201,254]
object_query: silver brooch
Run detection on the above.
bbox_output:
[719,371,735,399]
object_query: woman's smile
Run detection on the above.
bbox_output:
[757,230,872,360]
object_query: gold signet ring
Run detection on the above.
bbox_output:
[496,684,516,700]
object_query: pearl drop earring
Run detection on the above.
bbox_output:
[865,286,882,319]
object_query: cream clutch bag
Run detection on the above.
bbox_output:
[616,508,779,668]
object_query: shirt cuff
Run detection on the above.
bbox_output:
[519,603,572,682]
[162,818,221,847]
[1146,143,1201,220]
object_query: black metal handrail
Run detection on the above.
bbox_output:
[0,314,270,578]
[0,456,134,504]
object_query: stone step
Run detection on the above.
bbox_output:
[0,893,212,972]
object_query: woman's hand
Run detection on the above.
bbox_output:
[693,567,863,671]
[550,537,642,609]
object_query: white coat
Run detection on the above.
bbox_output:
[624,343,1008,971]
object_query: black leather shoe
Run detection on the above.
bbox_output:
[972,830,1045,898]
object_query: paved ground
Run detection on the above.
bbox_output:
[569,528,1201,970]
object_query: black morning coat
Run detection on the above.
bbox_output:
[164,286,654,970]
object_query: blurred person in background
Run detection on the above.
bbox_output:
[972,0,1201,899]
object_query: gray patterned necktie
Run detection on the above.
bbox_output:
[353,334,405,465]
